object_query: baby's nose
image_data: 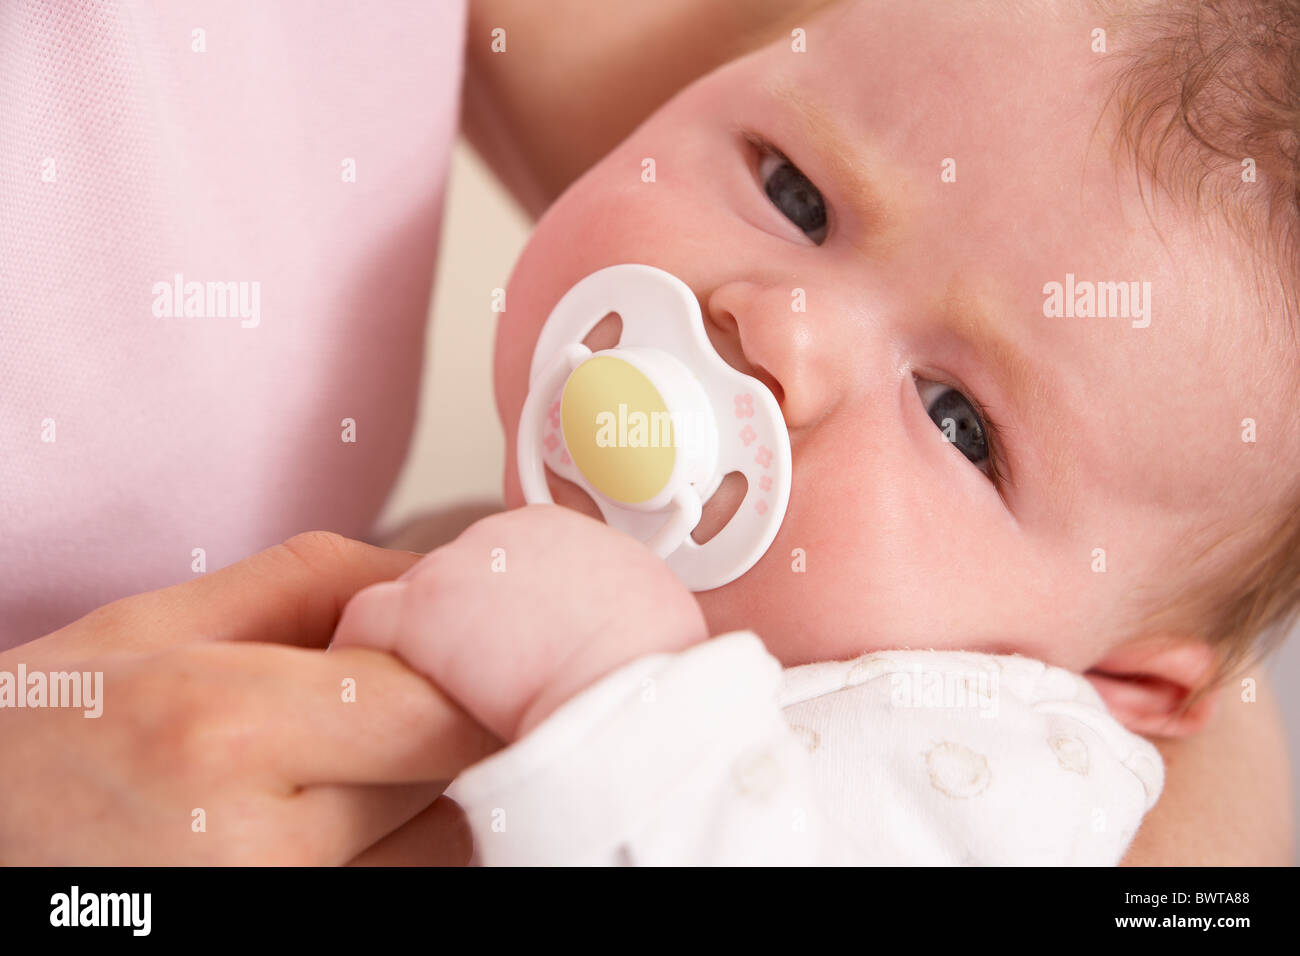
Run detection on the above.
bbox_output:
[704,280,839,430]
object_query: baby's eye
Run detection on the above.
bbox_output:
[915,378,993,476]
[757,148,828,244]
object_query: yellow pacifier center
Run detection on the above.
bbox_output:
[561,355,676,505]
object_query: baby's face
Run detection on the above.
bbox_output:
[494,0,1292,672]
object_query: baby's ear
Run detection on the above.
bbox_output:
[1084,636,1220,737]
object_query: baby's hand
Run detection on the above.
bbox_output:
[332,505,709,742]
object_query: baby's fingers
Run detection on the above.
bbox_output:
[331,581,411,655]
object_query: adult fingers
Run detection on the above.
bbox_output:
[345,795,473,866]
[284,782,449,866]
[161,532,422,648]
[178,642,501,786]
[50,532,423,657]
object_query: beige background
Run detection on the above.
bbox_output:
[377,139,526,531]
[385,137,1300,863]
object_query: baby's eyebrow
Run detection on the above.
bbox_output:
[945,292,1050,411]
[761,78,894,234]
[941,287,1076,504]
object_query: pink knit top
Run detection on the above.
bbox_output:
[1,1,466,647]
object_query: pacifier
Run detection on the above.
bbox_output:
[516,264,792,591]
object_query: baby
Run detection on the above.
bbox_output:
[334,0,1300,864]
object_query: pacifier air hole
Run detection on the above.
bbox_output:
[581,312,622,352]
[691,471,746,544]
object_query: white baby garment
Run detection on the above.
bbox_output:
[445,632,1163,865]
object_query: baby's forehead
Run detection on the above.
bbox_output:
[795,0,1293,336]
[771,0,1112,154]
[744,7,1294,361]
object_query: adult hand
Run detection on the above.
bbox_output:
[0,532,499,865]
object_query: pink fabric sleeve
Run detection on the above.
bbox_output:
[0,0,467,648]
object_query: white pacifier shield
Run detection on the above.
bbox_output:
[516,264,792,591]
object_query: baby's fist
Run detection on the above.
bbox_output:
[333,505,708,741]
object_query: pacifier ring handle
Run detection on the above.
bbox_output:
[517,342,590,505]
[645,486,702,558]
